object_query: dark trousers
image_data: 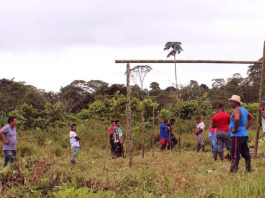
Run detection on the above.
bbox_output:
[167,137,178,150]
[231,136,250,161]
[4,150,17,167]
[115,142,123,157]
[110,139,116,156]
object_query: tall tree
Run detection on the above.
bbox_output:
[164,42,183,89]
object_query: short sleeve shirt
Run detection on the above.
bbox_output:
[69,131,80,148]
[1,124,17,150]
[196,122,205,134]
[212,112,230,132]
[113,127,123,143]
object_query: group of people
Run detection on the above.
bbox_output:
[160,118,178,151]
[108,120,124,158]
[0,95,264,172]
[194,95,255,173]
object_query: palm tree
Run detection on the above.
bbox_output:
[164,42,183,89]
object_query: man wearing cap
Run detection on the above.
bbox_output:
[212,104,231,161]
[229,95,254,173]
[258,101,265,136]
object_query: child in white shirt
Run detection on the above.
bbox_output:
[69,124,80,164]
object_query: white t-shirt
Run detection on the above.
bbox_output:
[69,131,80,148]
[196,122,205,134]
[262,116,265,133]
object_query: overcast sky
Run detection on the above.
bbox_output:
[0,0,264,92]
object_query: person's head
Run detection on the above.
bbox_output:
[115,120,120,127]
[111,120,116,126]
[164,119,168,125]
[196,117,201,124]
[71,124,77,131]
[218,104,225,112]
[228,95,242,109]
[8,117,16,127]
[170,118,175,125]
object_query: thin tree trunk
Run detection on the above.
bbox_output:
[152,105,155,157]
[126,63,133,167]
[141,110,145,158]
[254,41,265,155]
[178,98,182,152]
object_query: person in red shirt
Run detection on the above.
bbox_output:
[212,104,232,161]
[108,120,116,158]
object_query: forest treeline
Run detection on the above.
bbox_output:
[0,60,263,130]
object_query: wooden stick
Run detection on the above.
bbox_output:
[152,105,155,157]
[116,60,262,64]
[254,41,265,155]
[126,63,133,167]
[141,110,145,158]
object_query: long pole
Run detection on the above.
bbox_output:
[116,60,262,64]
[254,41,265,155]
[152,105,155,157]
[141,110,145,158]
[126,63,133,167]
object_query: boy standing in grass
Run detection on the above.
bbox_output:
[69,124,80,164]
[113,120,123,157]
[195,117,205,152]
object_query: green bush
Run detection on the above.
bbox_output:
[17,142,35,157]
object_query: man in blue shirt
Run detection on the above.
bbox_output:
[0,117,17,167]
[160,120,170,151]
[228,95,254,173]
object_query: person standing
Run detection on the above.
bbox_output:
[108,120,116,158]
[0,117,17,167]
[167,118,178,150]
[229,95,254,173]
[160,120,170,151]
[113,120,123,157]
[69,124,80,164]
[208,125,218,160]
[195,117,205,152]
[258,101,265,136]
[212,104,231,161]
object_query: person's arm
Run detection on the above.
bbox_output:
[195,128,203,134]
[232,108,241,133]
[0,130,9,144]
[246,112,254,129]
[212,116,216,128]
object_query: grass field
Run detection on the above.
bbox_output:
[0,127,264,197]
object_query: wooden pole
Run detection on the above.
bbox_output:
[116,60,262,64]
[178,99,182,152]
[152,105,155,157]
[141,110,145,158]
[254,41,265,155]
[126,63,133,167]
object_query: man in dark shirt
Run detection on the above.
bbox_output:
[167,118,178,150]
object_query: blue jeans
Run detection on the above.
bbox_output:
[208,132,218,152]
[71,147,80,162]
[4,150,17,167]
